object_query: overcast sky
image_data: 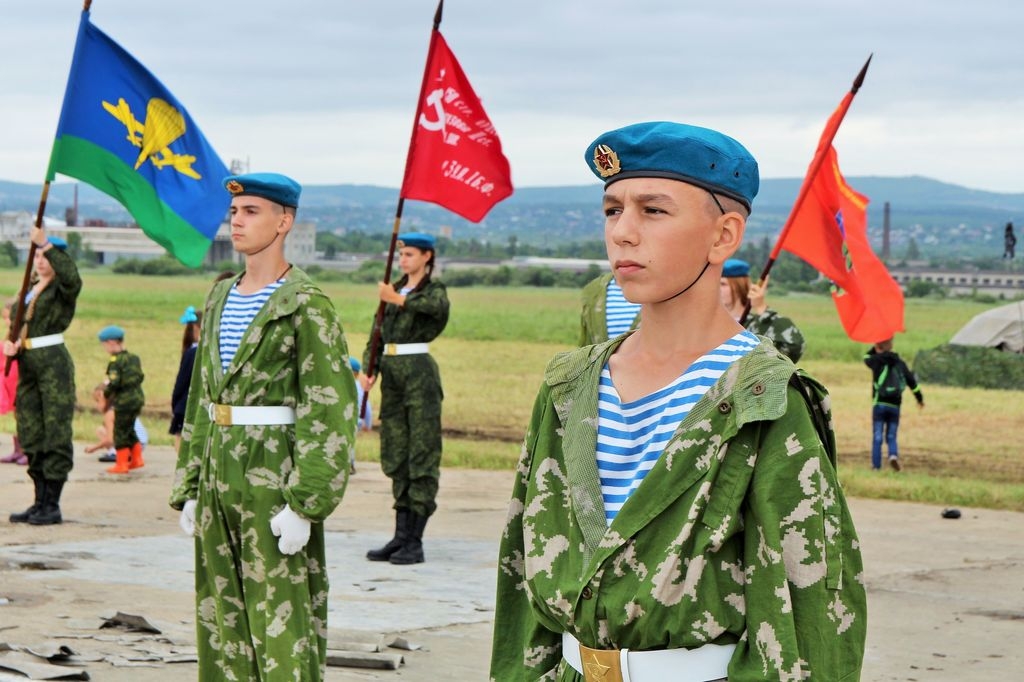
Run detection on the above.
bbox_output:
[2,0,1023,194]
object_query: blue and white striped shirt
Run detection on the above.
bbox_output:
[219,281,283,372]
[605,280,641,339]
[595,330,759,523]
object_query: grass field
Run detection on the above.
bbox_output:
[1,267,1022,511]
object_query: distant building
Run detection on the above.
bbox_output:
[9,219,317,267]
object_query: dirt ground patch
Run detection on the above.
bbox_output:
[1,444,1021,680]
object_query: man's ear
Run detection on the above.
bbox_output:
[277,211,294,235]
[708,212,746,265]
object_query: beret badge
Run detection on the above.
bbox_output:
[592,144,621,178]
[226,180,244,194]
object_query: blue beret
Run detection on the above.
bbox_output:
[349,357,361,372]
[47,236,68,250]
[224,172,301,208]
[722,258,751,278]
[585,121,759,211]
[98,325,125,342]
[397,232,436,251]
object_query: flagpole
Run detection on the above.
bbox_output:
[740,54,871,326]
[4,183,51,376]
[361,0,444,418]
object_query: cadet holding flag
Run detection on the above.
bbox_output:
[169,173,357,681]
[491,122,866,680]
[4,226,81,526]
[362,232,449,565]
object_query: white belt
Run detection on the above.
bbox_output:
[208,404,296,426]
[383,342,429,356]
[562,632,734,682]
[23,333,65,350]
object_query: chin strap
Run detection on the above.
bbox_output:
[656,261,711,304]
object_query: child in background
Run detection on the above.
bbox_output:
[0,298,24,465]
[864,337,925,471]
[85,384,116,461]
[170,306,201,453]
[97,325,145,474]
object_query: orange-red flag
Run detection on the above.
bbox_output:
[400,32,513,222]
[780,145,905,343]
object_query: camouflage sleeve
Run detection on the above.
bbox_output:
[282,291,356,522]
[110,353,144,393]
[746,309,806,363]
[403,281,450,321]
[490,384,564,682]
[169,332,209,509]
[43,246,83,303]
[738,385,866,679]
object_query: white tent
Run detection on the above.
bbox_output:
[950,301,1024,353]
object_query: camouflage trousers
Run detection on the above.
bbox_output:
[193,424,329,681]
[378,354,443,518]
[112,397,143,449]
[16,345,75,481]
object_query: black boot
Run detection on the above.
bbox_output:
[9,473,43,523]
[389,512,427,565]
[366,508,410,561]
[28,479,64,526]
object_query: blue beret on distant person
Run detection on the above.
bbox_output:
[98,325,125,342]
[47,236,68,250]
[179,306,198,324]
[722,258,751,278]
[585,121,759,211]
[397,232,436,251]
[223,172,301,208]
[349,357,361,372]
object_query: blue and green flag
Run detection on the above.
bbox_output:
[47,10,230,268]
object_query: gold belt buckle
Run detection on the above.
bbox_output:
[579,641,623,682]
[384,343,398,356]
[213,404,232,426]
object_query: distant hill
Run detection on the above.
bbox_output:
[3,176,1022,259]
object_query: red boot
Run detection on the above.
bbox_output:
[106,448,131,474]
[128,442,145,470]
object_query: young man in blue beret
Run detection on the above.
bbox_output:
[97,324,145,474]
[492,122,866,681]
[169,172,358,681]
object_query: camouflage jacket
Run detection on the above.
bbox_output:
[169,268,357,522]
[491,337,865,681]
[745,308,806,363]
[104,350,144,410]
[577,274,641,347]
[363,278,449,376]
[22,247,82,338]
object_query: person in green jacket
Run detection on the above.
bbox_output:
[578,272,641,346]
[169,173,357,682]
[362,232,450,565]
[491,122,866,681]
[4,227,81,526]
[96,324,145,475]
[720,258,806,363]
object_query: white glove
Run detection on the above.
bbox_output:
[270,506,311,555]
[179,499,197,536]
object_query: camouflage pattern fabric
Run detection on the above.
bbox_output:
[491,338,865,681]
[16,247,81,482]
[170,268,357,682]
[104,350,144,448]
[745,308,806,363]
[577,273,614,346]
[364,279,449,519]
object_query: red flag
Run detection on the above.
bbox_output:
[400,32,513,222]
[780,146,905,343]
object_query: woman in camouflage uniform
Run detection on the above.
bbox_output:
[720,258,806,363]
[362,232,449,565]
[4,226,82,526]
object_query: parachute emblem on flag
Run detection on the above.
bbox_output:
[102,96,201,179]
